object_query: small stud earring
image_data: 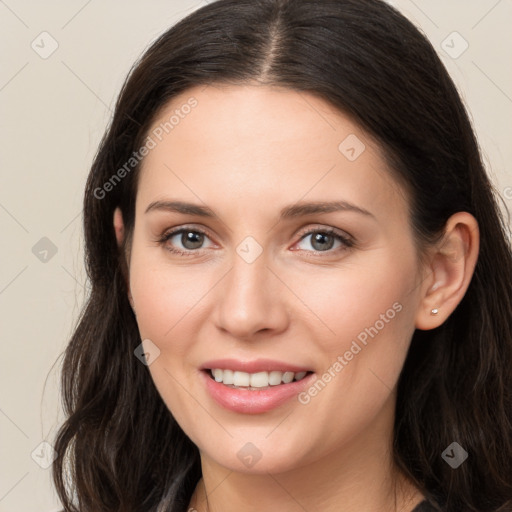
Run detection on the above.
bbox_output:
[431,308,439,315]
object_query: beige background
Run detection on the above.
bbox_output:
[0,1,510,510]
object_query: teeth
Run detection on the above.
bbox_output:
[222,369,234,385]
[250,371,268,388]
[282,371,294,384]
[233,371,250,387]
[209,369,309,388]
[268,371,283,386]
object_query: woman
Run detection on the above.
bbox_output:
[53,0,512,511]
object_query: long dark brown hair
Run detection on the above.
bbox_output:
[53,0,512,510]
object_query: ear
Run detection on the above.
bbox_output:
[415,212,479,330]
[113,207,125,247]
[113,207,135,310]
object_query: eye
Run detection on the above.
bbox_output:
[158,225,354,257]
[294,228,354,254]
[159,227,214,255]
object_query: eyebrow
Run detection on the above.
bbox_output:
[280,200,374,219]
[144,200,374,219]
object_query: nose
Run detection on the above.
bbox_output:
[214,250,289,340]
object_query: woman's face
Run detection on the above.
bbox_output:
[127,84,427,474]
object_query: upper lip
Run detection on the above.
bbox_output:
[201,358,313,374]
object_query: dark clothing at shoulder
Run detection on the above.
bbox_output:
[412,500,440,512]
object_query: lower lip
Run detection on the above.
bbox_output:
[201,370,315,414]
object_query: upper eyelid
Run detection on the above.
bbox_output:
[161,225,212,241]
[161,224,350,238]
[297,225,351,240]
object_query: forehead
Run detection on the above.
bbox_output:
[136,84,407,222]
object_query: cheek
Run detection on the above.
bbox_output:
[129,252,214,344]
[290,262,418,452]
[300,250,418,356]
[128,255,212,430]
[293,249,419,422]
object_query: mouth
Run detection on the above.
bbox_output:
[199,358,316,413]
[201,367,316,414]
[204,368,314,390]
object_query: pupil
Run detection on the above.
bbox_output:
[182,231,203,249]
[312,233,334,251]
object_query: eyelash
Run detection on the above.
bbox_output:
[157,225,355,258]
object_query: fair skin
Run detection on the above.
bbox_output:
[114,84,479,512]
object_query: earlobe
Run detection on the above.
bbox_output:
[415,212,479,330]
[113,207,125,247]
